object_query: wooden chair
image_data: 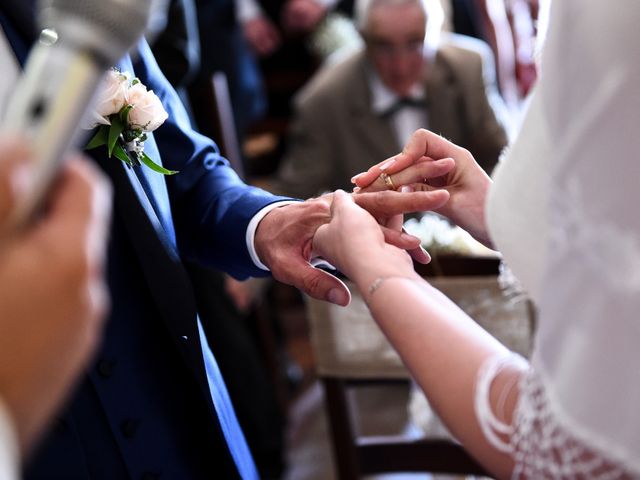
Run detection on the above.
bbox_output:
[305,256,535,479]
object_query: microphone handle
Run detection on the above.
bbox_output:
[2,43,102,229]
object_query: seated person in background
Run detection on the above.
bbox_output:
[0,136,111,478]
[269,0,509,199]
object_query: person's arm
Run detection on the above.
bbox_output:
[132,41,442,304]
[474,0,519,110]
[312,191,520,477]
[132,39,288,278]
[236,0,281,56]
[281,0,334,33]
[0,137,111,456]
[504,0,537,96]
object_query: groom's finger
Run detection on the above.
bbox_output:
[271,255,351,306]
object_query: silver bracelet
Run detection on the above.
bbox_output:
[368,276,418,296]
[368,277,386,295]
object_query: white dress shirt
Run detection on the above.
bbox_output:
[369,69,429,149]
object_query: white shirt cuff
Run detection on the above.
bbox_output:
[247,201,298,271]
[0,396,20,480]
[315,0,339,9]
[246,200,336,272]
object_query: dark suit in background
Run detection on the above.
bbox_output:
[190,0,267,140]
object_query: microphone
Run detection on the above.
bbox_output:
[1,0,155,228]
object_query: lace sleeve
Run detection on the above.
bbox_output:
[475,354,631,479]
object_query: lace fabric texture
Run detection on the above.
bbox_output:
[475,355,631,479]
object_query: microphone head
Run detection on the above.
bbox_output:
[37,0,154,66]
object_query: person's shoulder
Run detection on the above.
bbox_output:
[295,48,367,109]
[436,32,492,71]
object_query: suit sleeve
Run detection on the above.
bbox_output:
[133,40,294,279]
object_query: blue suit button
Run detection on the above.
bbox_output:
[121,419,139,438]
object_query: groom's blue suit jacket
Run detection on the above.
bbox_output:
[0,4,291,478]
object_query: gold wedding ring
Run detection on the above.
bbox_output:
[379,172,396,190]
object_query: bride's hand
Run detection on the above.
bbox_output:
[312,191,420,294]
[352,129,494,246]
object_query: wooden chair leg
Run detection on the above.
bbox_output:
[322,378,362,479]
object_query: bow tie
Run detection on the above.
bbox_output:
[380,96,426,117]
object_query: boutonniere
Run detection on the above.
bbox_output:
[85,69,177,175]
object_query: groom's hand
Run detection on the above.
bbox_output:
[254,189,449,306]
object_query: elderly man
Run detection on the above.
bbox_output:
[271,0,509,199]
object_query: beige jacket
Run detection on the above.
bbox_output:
[272,35,509,199]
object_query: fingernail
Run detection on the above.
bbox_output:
[351,173,365,183]
[327,288,347,306]
[420,246,431,264]
[400,185,413,193]
[379,158,396,171]
[352,186,361,193]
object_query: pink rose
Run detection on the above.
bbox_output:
[94,70,129,122]
[127,83,168,132]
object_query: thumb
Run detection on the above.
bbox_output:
[278,256,352,306]
[0,136,33,235]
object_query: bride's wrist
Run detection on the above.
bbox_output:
[352,261,420,298]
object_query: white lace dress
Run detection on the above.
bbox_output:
[481,0,640,477]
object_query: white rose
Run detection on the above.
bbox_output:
[94,70,129,120]
[127,83,168,132]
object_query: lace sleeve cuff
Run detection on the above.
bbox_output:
[474,354,630,478]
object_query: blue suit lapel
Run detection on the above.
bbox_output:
[0,9,29,66]
[115,55,177,247]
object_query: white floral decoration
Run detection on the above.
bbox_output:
[85,68,175,175]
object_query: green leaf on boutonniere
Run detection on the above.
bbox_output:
[107,115,126,157]
[119,105,133,124]
[86,125,108,150]
[140,152,178,175]
[113,143,135,166]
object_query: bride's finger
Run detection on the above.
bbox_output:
[352,129,463,188]
[359,158,455,193]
